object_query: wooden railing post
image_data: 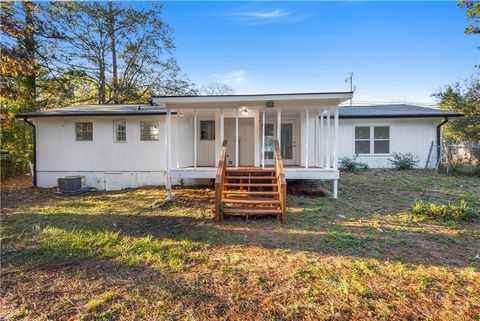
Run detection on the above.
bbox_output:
[273,140,287,224]
[215,140,228,222]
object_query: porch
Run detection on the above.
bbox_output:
[153,92,352,201]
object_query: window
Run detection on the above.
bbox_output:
[140,121,159,141]
[114,120,126,142]
[200,120,215,140]
[355,126,370,154]
[355,126,390,154]
[75,122,93,141]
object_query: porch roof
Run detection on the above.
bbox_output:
[152,91,353,109]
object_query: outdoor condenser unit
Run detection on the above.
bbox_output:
[57,176,83,194]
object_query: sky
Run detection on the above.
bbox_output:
[154,1,478,105]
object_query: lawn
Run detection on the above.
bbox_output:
[1,170,479,321]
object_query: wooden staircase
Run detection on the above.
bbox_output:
[215,140,287,223]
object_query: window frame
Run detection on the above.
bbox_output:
[354,125,390,155]
[200,120,215,141]
[75,122,93,141]
[113,120,127,143]
[140,121,160,141]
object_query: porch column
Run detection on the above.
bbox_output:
[320,112,324,168]
[176,114,180,168]
[315,111,320,167]
[277,109,281,148]
[193,109,197,168]
[235,107,239,168]
[333,107,339,170]
[165,109,172,200]
[305,108,309,169]
[326,109,331,169]
[262,110,265,168]
[333,179,338,199]
[220,109,224,143]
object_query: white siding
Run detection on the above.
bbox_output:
[35,115,193,190]
[337,118,440,168]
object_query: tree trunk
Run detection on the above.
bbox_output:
[108,1,119,104]
[98,28,106,104]
[23,2,36,110]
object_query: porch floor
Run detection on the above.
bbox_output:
[171,166,339,180]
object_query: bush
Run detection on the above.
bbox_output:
[388,152,419,170]
[410,200,471,222]
[339,156,368,173]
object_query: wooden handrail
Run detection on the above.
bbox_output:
[273,140,287,223]
[214,140,228,222]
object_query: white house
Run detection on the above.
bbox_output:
[17,92,462,199]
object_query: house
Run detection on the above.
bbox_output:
[16,92,462,222]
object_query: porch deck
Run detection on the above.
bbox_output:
[171,165,339,180]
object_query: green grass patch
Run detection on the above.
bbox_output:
[39,227,204,272]
[409,200,473,222]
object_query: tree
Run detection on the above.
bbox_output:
[434,76,480,142]
[200,83,235,95]
[459,0,480,34]
[41,1,196,104]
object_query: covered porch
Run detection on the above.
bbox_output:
[153,92,352,200]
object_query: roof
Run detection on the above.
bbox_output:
[15,104,169,118]
[338,104,463,119]
[152,91,354,108]
[15,102,463,119]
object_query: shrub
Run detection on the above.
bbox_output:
[388,152,419,170]
[410,200,471,222]
[339,156,368,173]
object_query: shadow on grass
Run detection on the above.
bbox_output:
[3,208,479,270]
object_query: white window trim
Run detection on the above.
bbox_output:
[75,122,93,142]
[354,125,391,156]
[140,121,160,141]
[113,120,127,143]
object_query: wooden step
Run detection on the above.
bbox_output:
[224,183,277,187]
[222,207,282,215]
[225,176,276,180]
[222,191,279,196]
[223,198,281,205]
[226,168,274,172]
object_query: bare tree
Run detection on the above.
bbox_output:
[200,83,235,95]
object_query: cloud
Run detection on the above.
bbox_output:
[228,6,311,25]
[239,9,290,19]
[213,70,246,84]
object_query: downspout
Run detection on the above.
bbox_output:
[22,117,37,187]
[436,117,449,163]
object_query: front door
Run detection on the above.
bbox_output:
[224,117,255,167]
[264,121,296,165]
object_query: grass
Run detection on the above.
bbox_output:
[1,169,480,320]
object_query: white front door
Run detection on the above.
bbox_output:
[264,121,296,165]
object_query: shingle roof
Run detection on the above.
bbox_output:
[15,104,168,118]
[16,103,463,119]
[338,104,463,119]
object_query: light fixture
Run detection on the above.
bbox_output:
[241,108,249,116]
[266,101,274,108]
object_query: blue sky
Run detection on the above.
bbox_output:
[157,1,478,105]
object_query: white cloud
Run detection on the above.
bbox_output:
[240,9,290,19]
[213,70,246,84]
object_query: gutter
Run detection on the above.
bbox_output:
[22,117,37,187]
[436,117,449,162]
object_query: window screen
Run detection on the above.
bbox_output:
[355,126,370,154]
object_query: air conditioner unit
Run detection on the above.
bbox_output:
[58,176,83,195]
